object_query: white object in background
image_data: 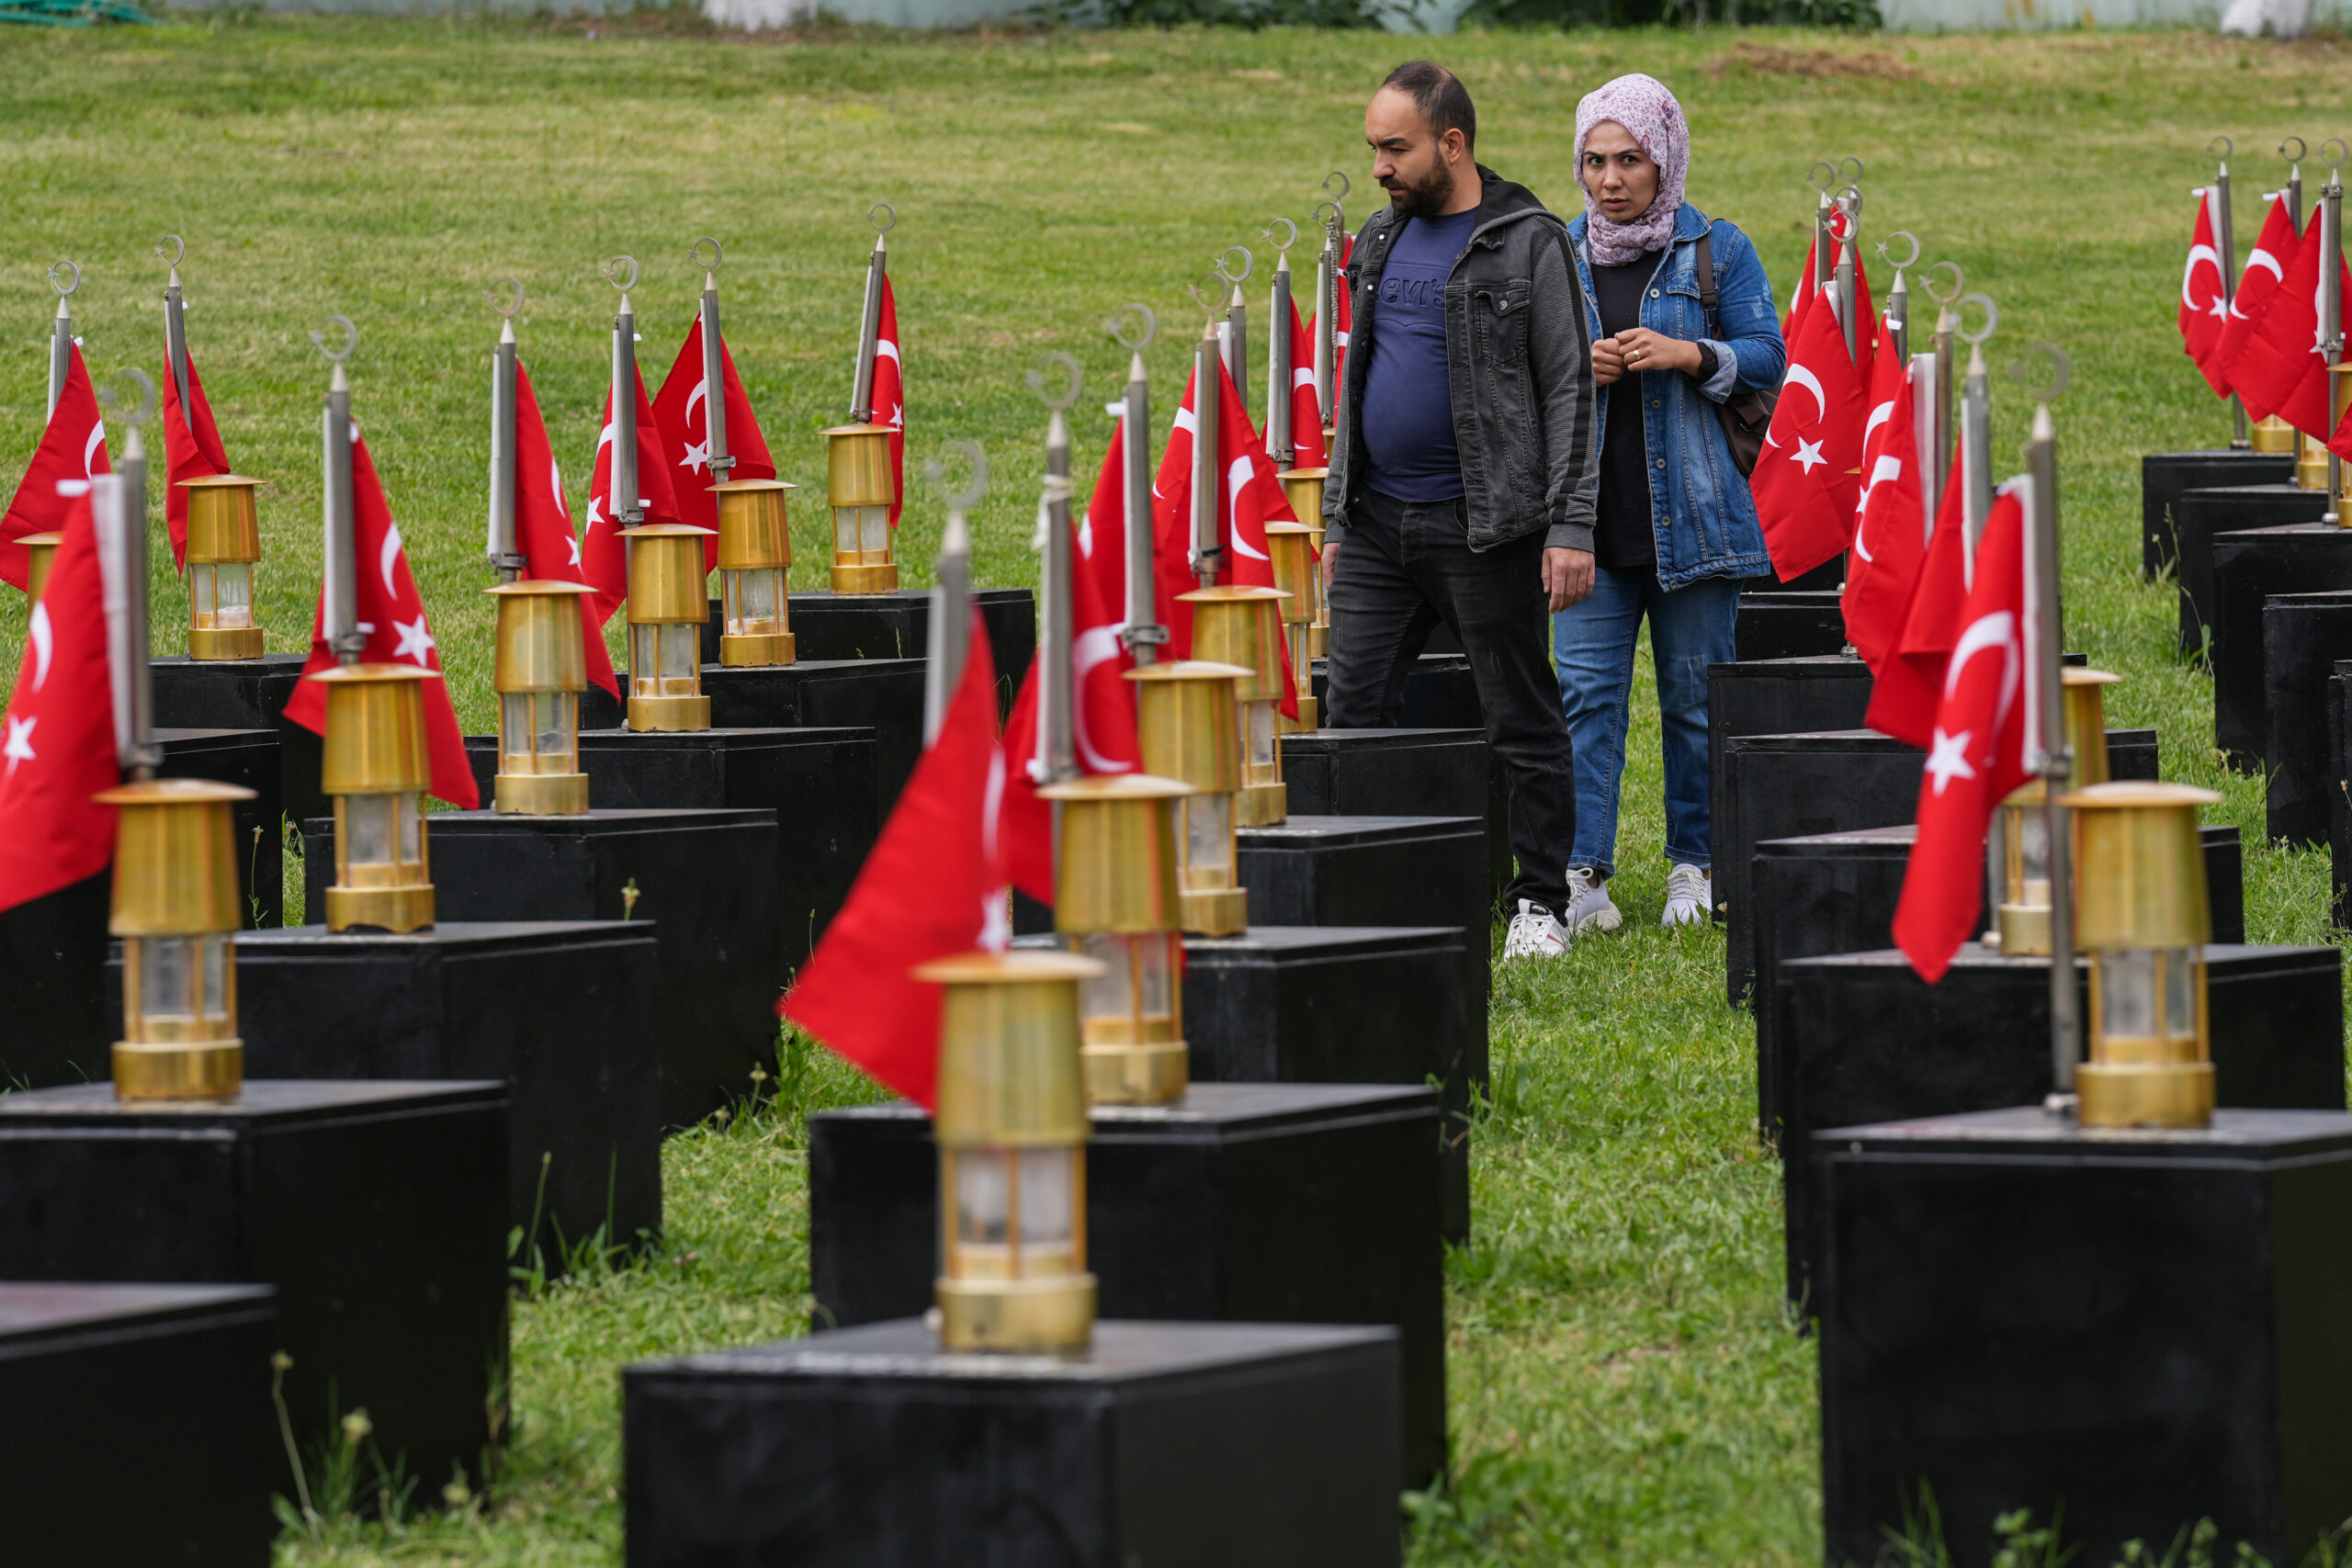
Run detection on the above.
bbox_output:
[2220,0,2313,38]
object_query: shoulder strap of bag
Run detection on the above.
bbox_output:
[1693,229,1718,325]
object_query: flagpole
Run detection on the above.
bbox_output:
[2211,139,2251,450]
[98,371,161,782]
[48,259,79,423]
[695,238,733,485]
[851,205,893,427]
[607,257,643,533]
[157,236,191,423]
[2021,347,2078,1103]
[1108,305,1165,670]
[1314,197,1342,442]
[1927,260,1962,503]
[1190,281,1223,590]
[314,315,364,669]
[2320,141,2345,526]
[922,441,984,746]
[485,279,524,583]
[1264,220,1297,468]
[1218,246,1252,424]
[1958,295,1997,568]
[1879,231,1917,363]
[1833,178,1861,365]
[1031,355,1081,788]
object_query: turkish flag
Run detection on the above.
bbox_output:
[513,362,619,701]
[1865,463,1970,750]
[875,276,907,529]
[2216,197,2298,411]
[1843,322,1927,674]
[652,313,777,575]
[2229,208,2348,439]
[0,491,119,914]
[161,355,233,572]
[1751,294,1867,582]
[578,367,685,628]
[1283,297,1329,469]
[283,423,481,811]
[779,612,1007,1110]
[2178,188,2233,397]
[1893,486,2032,983]
[998,435,1147,904]
[2,343,111,592]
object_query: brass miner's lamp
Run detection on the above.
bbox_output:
[1127,660,1252,938]
[1992,667,2120,954]
[715,478,797,665]
[315,662,438,933]
[1275,467,1330,659]
[822,423,899,594]
[107,777,253,1101]
[1263,522,1321,732]
[181,475,266,660]
[622,523,716,731]
[1182,585,1291,827]
[486,580,595,815]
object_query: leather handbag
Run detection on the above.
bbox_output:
[1693,229,1776,479]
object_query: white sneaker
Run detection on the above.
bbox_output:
[1662,863,1712,928]
[1563,867,1623,935]
[1502,897,1571,959]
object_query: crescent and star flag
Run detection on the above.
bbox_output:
[997,433,1147,904]
[875,276,907,529]
[2215,195,2298,410]
[1842,321,1926,674]
[1148,355,1302,716]
[514,362,619,701]
[1750,288,1866,582]
[653,314,777,575]
[780,612,1007,1110]
[1893,484,2032,984]
[2229,206,2349,440]
[161,355,233,572]
[579,368,685,627]
[0,492,119,915]
[283,423,481,811]
[1285,297,1329,468]
[1864,458,1969,750]
[2178,187,2233,397]
[2,343,110,592]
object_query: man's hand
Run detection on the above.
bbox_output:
[1591,337,1626,388]
[1321,538,1339,593]
[1544,547,1594,612]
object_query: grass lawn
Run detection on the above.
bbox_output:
[5,17,2351,1565]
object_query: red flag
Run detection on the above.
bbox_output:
[1750,295,1867,582]
[875,277,907,530]
[1283,297,1329,469]
[1892,487,2031,983]
[1865,465,1969,750]
[2215,197,2297,410]
[652,314,778,575]
[2178,188,2233,398]
[514,363,619,701]
[2229,208,2347,438]
[2,344,111,592]
[0,492,119,914]
[283,425,481,811]
[1076,418,1136,631]
[1843,322,1926,674]
[161,356,233,572]
[779,615,1006,1109]
[579,369,686,627]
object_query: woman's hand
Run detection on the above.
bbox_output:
[1611,328,1703,378]
[1592,337,1627,388]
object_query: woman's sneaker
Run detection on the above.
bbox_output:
[1563,867,1623,935]
[1662,863,1711,928]
[1503,898,1571,959]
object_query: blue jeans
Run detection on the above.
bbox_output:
[1551,568,1742,878]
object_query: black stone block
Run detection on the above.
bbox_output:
[1781,554,1847,592]
[185,921,662,1256]
[1311,651,1483,730]
[1816,1107,2352,1568]
[1,1282,280,1566]
[623,1316,1401,1568]
[1735,590,1847,660]
[1708,657,1873,897]
[0,1080,509,1493]
[1750,820,2244,1138]
[1183,924,1476,1242]
[158,727,284,931]
[1776,943,2344,1313]
[1719,729,1921,1006]
[2331,660,2352,928]
[2264,592,2352,845]
[748,586,1035,713]
[2174,486,2329,659]
[1281,726,1504,898]
[2211,525,2352,768]
[152,652,324,829]
[2141,450,2294,578]
[806,1083,1445,1488]
[300,808,780,1131]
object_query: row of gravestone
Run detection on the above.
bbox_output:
[1713,563,2352,1568]
[0,585,1542,1566]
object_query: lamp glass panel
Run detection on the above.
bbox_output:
[955,1147,1010,1249]
[212,563,254,628]
[1016,1145,1075,1250]
[1246,700,1277,769]
[534,692,575,765]
[189,564,215,626]
[859,504,890,554]
[832,507,860,556]
[501,694,535,762]
[727,568,781,634]
[660,624,698,695]
[629,625,661,698]
[1080,932,1133,1032]
[2161,948,2199,1043]
[1183,793,1233,885]
[2007,804,2051,905]
[395,791,422,863]
[140,935,195,1025]
[345,793,395,865]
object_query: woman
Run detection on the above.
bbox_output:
[1553,73,1784,934]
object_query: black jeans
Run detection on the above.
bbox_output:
[1324,490,1576,916]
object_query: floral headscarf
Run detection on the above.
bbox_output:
[1574,73,1690,267]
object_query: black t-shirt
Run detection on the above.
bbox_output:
[1590,252,1664,572]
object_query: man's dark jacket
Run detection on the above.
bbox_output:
[1323,166,1599,556]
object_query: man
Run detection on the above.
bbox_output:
[1322,61,1599,959]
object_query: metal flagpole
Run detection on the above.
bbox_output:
[48,259,80,422]
[1927,260,1965,505]
[850,205,894,426]
[1264,220,1298,468]
[1879,231,1917,364]
[1030,355,1082,788]
[1217,245,1252,422]
[158,236,191,422]
[922,441,985,746]
[313,315,365,667]
[96,371,162,781]
[485,279,525,582]
[2211,138,2250,450]
[1190,277,1223,590]
[694,238,734,486]
[1833,174,1862,364]
[2320,141,2346,526]
[2018,345,2079,1102]
[605,257,644,531]
[1957,294,1998,569]
[1109,304,1165,668]
[1314,199,1342,441]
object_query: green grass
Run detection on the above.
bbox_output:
[3,18,2350,1566]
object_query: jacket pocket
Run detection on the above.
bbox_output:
[1475,283,1532,369]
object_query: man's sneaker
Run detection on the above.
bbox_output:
[1502,898,1571,959]
[1662,863,1712,928]
[1563,867,1623,935]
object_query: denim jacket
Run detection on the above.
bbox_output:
[1566,204,1785,588]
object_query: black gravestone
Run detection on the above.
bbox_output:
[2330,659,2352,927]
[1,1282,279,1568]
[761,586,1035,712]
[2142,450,2294,578]
[1280,727,1504,898]
[806,1083,1444,1488]
[1311,651,1483,730]
[1776,943,2344,1312]
[1749,820,2244,1137]
[158,727,285,931]
[2211,525,2352,769]
[300,808,779,1131]
[1815,1107,2352,1568]
[2264,591,2352,846]
[1780,555,1847,592]
[1718,729,1922,1006]
[623,1318,1401,1568]
[2174,486,2329,659]
[0,1080,509,1495]
[1708,657,1874,900]
[185,921,662,1258]
[1735,590,1847,660]
[153,653,323,829]
[1184,924,1475,1243]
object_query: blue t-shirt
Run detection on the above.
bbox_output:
[1361,208,1478,502]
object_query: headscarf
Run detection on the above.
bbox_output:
[1575,73,1690,268]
